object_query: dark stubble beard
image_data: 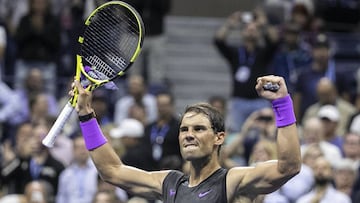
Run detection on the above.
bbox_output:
[315,176,332,186]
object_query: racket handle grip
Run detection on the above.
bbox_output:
[42,102,75,147]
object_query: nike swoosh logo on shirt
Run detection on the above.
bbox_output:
[169,189,176,196]
[198,190,212,198]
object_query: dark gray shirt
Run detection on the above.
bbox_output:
[162,168,228,203]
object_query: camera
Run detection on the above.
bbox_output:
[241,12,253,24]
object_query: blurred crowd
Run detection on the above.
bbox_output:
[1,0,360,202]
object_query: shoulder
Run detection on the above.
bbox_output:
[337,99,356,112]
[296,192,314,203]
[46,155,65,170]
[162,170,186,194]
[163,170,185,183]
[327,187,352,203]
[143,94,157,102]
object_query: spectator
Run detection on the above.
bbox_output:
[122,0,172,87]
[296,157,351,203]
[342,132,360,168]
[127,102,147,126]
[92,190,121,203]
[246,139,282,203]
[114,74,157,126]
[302,77,355,135]
[248,139,277,166]
[207,95,227,117]
[56,135,98,203]
[214,8,279,133]
[141,91,182,171]
[95,175,128,203]
[288,1,322,32]
[1,122,64,195]
[248,133,314,203]
[270,22,312,92]
[24,180,54,203]
[109,118,152,170]
[317,104,344,152]
[13,0,61,95]
[293,33,345,121]
[273,164,314,202]
[28,93,55,125]
[1,122,33,193]
[0,78,22,142]
[302,143,324,169]
[222,107,276,167]
[333,158,358,197]
[300,117,342,167]
[14,68,58,125]
[58,0,87,87]
[91,89,113,126]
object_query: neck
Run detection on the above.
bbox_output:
[313,61,328,71]
[157,116,172,126]
[244,41,255,52]
[324,132,335,141]
[315,183,329,191]
[338,186,352,196]
[188,155,221,187]
[32,150,48,164]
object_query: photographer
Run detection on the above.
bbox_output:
[214,8,280,133]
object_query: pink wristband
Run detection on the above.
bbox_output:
[271,95,296,128]
[80,118,107,150]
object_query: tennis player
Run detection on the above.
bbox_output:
[71,75,301,203]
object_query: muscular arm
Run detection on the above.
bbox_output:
[226,76,301,200]
[73,80,169,199]
[89,143,169,199]
[214,11,241,41]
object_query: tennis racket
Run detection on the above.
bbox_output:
[42,1,144,147]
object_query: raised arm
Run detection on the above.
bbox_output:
[214,11,242,41]
[226,75,301,200]
[72,80,169,199]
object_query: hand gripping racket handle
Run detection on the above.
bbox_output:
[42,102,75,147]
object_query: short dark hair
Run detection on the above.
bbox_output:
[208,95,226,108]
[156,90,175,105]
[180,102,225,133]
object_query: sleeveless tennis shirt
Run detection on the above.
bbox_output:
[162,168,228,203]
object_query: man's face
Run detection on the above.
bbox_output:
[73,137,89,164]
[128,76,145,97]
[179,112,220,161]
[313,157,333,186]
[343,134,360,159]
[320,118,337,135]
[157,94,173,119]
[303,120,323,144]
[312,47,330,66]
[284,32,298,47]
[242,22,260,43]
[334,168,356,189]
[29,124,48,154]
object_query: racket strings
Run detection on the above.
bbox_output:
[82,5,141,79]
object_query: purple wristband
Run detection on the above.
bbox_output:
[80,118,107,150]
[271,94,296,128]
